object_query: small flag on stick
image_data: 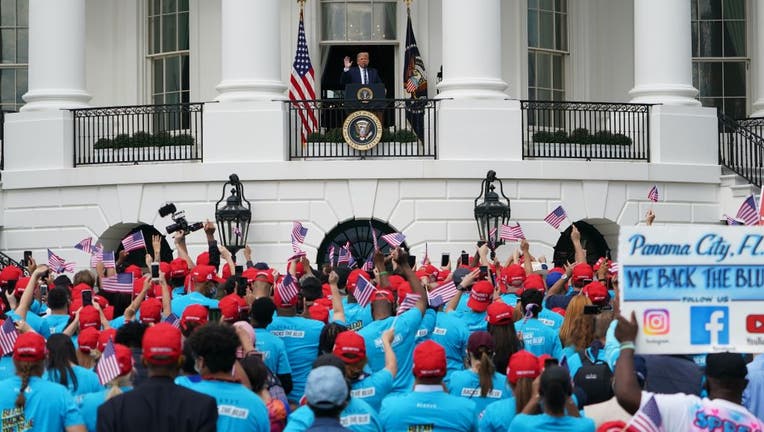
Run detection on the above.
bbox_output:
[647,185,659,202]
[544,206,568,230]
[121,231,146,253]
[96,340,122,385]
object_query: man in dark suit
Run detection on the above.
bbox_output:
[340,52,382,86]
[97,323,218,432]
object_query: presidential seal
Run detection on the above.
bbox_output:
[356,86,374,102]
[343,110,383,151]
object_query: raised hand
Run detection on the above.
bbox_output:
[343,56,352,69]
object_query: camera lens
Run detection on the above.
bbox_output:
[165,222,181,234]
[158,203,177,218]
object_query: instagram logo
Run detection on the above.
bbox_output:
[643,309,670,335]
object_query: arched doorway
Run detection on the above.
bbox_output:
[551,220,615,266]
[98,223,173,269]
[317,218,407,267]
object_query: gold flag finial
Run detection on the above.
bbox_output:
[298,0,306,9]
[404,0,413,8]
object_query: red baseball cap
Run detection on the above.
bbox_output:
[346,269,367,291]
[13,332,47,362]
[486,301,514,325]
[242,268,258,283]
[254,269,275,285]
[373,289,394,304]
[507,350,541,385]
[273,281,299,308]
[387,275,406,292]
[13,277,31,296]
[572,263,594,286]
[413,340,447,378]
[98,328,117,353]
[308,303,329,323]
[169,258,190,278]
[583,281,609,305]
[196,252,210,266]
[467,280,493,312]
[132,278,145,296]
[0,266,22,285]
[181,304,208,331]
[415,264,439,280]
[500,264,526,291]
[191,265,222,284]
[142,323,182,365]
[219,295,242,322]
[79,305,101,330]
[333,330,367,364]
[436,269,450,282]
[396,282,413,305]
[114,343,135,377]
[523,274,545,292]
[93,295,109,309]
[139,298,163,324]
[71,283,92,300]
[124,265,143,279]
[77,327,100,354]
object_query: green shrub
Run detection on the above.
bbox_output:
[94,138,113,150]
[173,134,195,146]
[570,128,590,142]
[395,129,418,142]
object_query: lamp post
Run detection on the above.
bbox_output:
[474,170,511,249]
[215,174,251,259]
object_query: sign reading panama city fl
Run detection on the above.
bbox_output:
[618,225,764,354]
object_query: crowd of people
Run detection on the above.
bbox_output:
[0,213,763,431]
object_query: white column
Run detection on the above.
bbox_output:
[629,0,699,106]
[437,0,507,99]
[751,1,764,116]
[216,0,286,101]
[21,0,90,111]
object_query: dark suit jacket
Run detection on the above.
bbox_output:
[97,376,218,432]
[340,67,382,86]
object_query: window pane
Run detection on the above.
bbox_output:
[725,98,745,119]
[1,68,14,102]
[723,61,745,96]
[537,89,551,100]
[1,29,16,63]
[527,10,538,48]
[321,3,346,40]
[181,54,189,91]
[528,0,538,10]
[1,0,15,26]
[540,0,553,11]
[17,0,27,27]
[697,61,723,96]
[347,3,372,41]
[539,11,553,49]
[162,13,177,52]
[698,0,722,19]
[372,3,396,40]
[692,0,698,20]
[698,21,722,57]
[16,27,25,62]
[555,13,567,50]
[552,54,563,89]
[165,56,180,93]
[723,20,745,57]
[151,0,160,16]
[150,17,160,54]
[178,12,189,51]
[153,59,163,94]
[556,0,567,13]
[692,22,699,57]
[528,52,536,87]
[179,0,189,13]
[698,97,720,109]
[723,0,744,19]
[15,66,25,103]
[537,53,551,88]
[527,88,536,101]
[163,0,176,14]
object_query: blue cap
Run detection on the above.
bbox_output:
[305,366,348,409]
[546,270,564,288]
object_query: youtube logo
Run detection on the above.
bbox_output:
[747,315,764,333]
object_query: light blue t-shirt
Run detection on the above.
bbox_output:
[430,312,470,375]
[45,365,103,403]
[451,309,488,333]
[414,309,437,343]
[170,291,219,316]
[515,317,564,359]
[0,376,84,431]
[254,328,292,375]
[380,387,478,431]
[562,346,609,379]
[267,315,324,401]
[176,379,269,432]
[284,397,382,432]
[0,355,16,381]
[444,369,510,415]
[6,310,50,338]
[351,368,394,412]
[538,308,564,330]
[479,397,518,432]
[330,298,373,331]
[79,387,132,432]
[45,314,71,334]
[358,308,423,393]
[508,413,595,432]
[500,293,519,307]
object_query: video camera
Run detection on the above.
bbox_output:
[158,203,204,235]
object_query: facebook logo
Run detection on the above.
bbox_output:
[690,306,729,345]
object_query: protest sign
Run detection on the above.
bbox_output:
[618,225,764,354]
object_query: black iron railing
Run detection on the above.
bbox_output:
[0,251,29,275]
[718,112,763,188]
[285,98,438,159]
[71,103,204,166]
[521,100,651,160]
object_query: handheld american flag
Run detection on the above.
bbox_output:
[736,195,759,226]
[74,237,93,254]
[369,221,379,251]
[288,9,317,145]
[101,273,134,294]
[625,395,663,432]
[328,245,336,267]
[90,246,104,268]
[338,242,353,266]
[164,313,181,329]
[724,214,743,226]
[381,232,406,248]
[0,318,18,357]
[362,255,374,272]
[500,224,526,241]
[397,293,421,315]
[353,275,376,308]
[291,221,308,253]
[427,280,458,308]
[102,251,116,269]
[48,249,75,273]
[96,339,122,385]
[121,231,146,253]
[276,273,300,304]
[647,185,659,202]
[544,206,567,230]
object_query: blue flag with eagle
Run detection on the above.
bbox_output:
[404,7,427,142]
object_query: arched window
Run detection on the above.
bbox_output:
[317,218,407,267]
[552,220,611,266]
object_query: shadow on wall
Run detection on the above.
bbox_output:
[97,223,173,269]
[552,219,620,266]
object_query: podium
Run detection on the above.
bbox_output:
[344,83,387,124]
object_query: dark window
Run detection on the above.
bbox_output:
[316,218,407,267]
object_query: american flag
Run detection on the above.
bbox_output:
[74,237,93,254]
[121,231,146,253]
[422,242,429,265]
[328,245,336,267]
[101,273,134,294]
[233,225,242,238]
[164,313,181,329]
[724,214,743,226]
[736,195,759,226]
[369,221,379,251]
[48,249,75,273]
[338,242,352,266]
[277,273,299,304]
[96,340,121,385]
[102,251,116,269]
[0,318,18,356]
[291,221,308,253]
[500,224,526,241]
[544,206,567,230]
[288,9,317,145]
[362,255,374,272]
[609,262,620,275]
[287,251,307,262]
[427,280,457,307]
[353,275,376,308]
[647,185,659,202]
[397,293,421,315]
[90,247,103,268]
[381,232,406,248]
[625,395,663,432]
[488,227,497,246]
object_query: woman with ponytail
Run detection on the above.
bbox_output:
[0,330,86,431]
[79,343,134,432]
[509,365,595,432]
[514,289,564,359]
[44,334,102,401]
[445,331,509,415]
[480,350,541,432]
[486,301,523,373]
